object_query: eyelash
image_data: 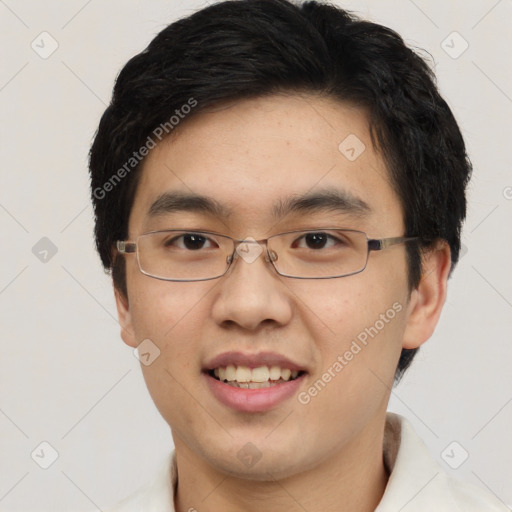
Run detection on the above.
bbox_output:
[162,231,347,251]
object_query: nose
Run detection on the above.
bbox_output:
[210,240,293,331]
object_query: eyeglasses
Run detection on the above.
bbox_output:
[116,228,419,282]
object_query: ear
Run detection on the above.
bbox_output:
[402,241,452,349]
[114,285,138,348]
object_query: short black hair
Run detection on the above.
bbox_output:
[89,0,471,380]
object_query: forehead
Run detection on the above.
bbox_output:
[129,94,403,236]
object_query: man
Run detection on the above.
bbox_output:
[89,0,508,510]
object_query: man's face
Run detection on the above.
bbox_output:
[117,94,414,479]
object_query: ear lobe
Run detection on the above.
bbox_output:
[402,241,452,349]
[114,286,138,348]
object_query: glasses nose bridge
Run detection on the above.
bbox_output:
[228,236,277,266]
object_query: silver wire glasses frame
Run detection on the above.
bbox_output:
[116,228,420,282]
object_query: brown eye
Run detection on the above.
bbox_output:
[303,232,329,249]
[163,233,216,250]
[292,232,340,250]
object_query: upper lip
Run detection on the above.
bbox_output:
[204,351,307,372]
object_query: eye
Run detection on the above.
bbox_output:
[164,233,217,250]
[292,232,342,250]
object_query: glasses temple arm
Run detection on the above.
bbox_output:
[368,236,420,251]
[116,241,137,254]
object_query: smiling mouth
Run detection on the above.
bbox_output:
[207,364,306,389]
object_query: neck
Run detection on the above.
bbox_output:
[173,415,389,512]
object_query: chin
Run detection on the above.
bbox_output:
[198,440,319,483]
[212,455,304,482]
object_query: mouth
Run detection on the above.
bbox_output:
[203,351,308,412]
[206,365,306,389]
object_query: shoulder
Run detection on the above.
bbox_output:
[442,472,510,511]
[102,453,176,512]
[377,413,510,512]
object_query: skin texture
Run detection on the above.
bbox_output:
[114,93,451,512]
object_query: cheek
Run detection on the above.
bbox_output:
[126,277,214,388]
[290,282,408,443]
[127,279,215,427]
[293,265,408,343]
[127,274,215,340]
[294,264,409,388]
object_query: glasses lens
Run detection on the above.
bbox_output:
[269,229,368,278]
[137,231,233,281]
[135,229,369,281]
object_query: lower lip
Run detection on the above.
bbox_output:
[204,372,305,412]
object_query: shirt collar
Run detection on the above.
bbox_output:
[133,413,507,512]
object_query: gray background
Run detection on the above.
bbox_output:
[1,0,511,510]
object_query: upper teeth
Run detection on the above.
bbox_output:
[214,365,299,383]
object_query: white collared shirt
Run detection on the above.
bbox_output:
[104,413,509,511]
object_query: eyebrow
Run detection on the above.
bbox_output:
[148,191,232,218]
[272,188,371,219]
[147,188,371,220]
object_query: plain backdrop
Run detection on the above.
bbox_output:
[1,0,511,510]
